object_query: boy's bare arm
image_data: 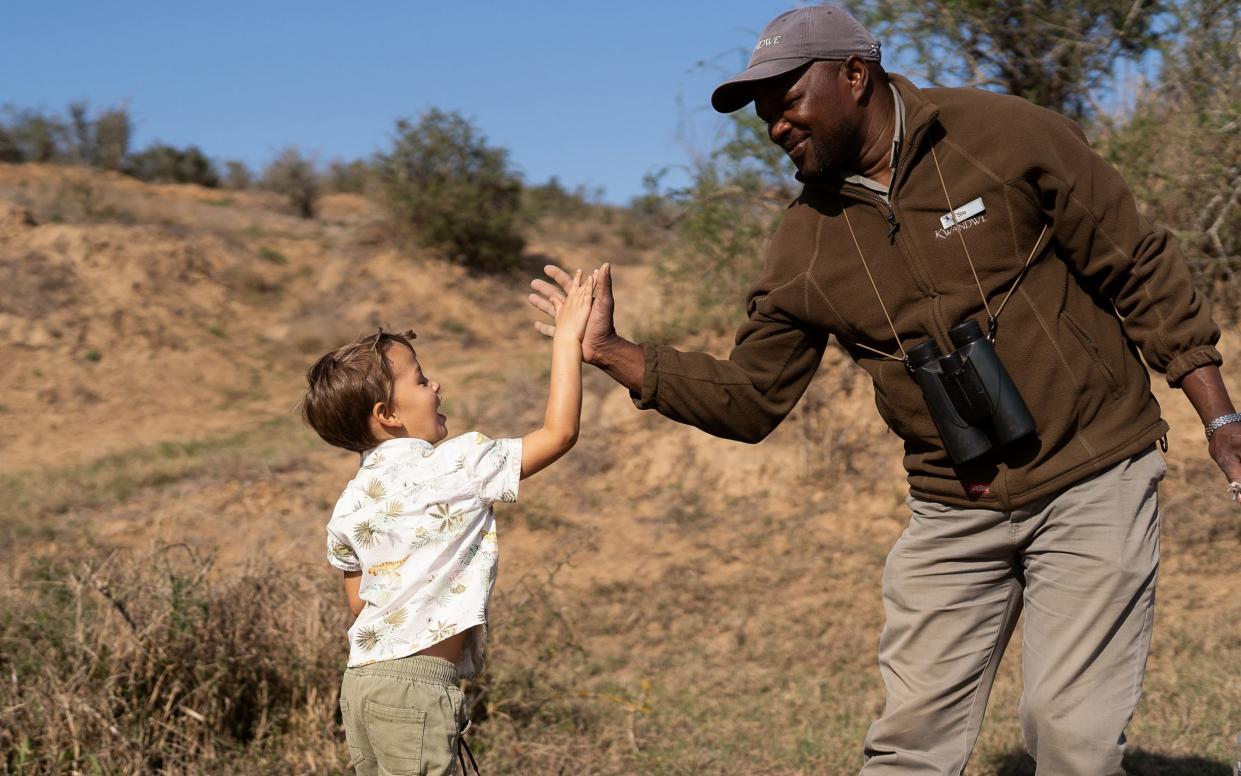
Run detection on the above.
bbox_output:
[342,570,364,616]
[522,270,595,479]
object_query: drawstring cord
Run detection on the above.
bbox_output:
[457,719,481,775]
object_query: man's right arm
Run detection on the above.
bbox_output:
[621,305,828,443]
[529,263,827,443]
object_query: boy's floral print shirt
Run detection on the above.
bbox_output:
[326,432,521,675]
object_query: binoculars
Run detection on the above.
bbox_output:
[907,320,1036,465]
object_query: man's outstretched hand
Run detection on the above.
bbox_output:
[529,262,616,365]
[1179,365,1241,505]
[1209,423,1241,504]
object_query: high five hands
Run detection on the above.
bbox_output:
[528,263,616,364]
[549,268,596,345]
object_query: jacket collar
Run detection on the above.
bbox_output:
[888,73,939,146]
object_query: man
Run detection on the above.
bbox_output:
[528,6,1241,774]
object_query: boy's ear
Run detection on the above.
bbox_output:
[371,401,402,430]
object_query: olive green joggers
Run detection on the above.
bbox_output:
[339,655,467,776]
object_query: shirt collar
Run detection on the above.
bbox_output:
[838,82,906,194]
[888,81,906,172]
[362,436,435,465]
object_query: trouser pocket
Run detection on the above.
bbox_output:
[365,700,427,775]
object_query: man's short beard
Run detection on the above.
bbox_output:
[798,137,849,182]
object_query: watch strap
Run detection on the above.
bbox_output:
[1204,412,1241,440]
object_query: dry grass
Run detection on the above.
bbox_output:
[1,546,351,775]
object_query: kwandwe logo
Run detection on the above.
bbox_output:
[754,35,782,51]
[934,214,987,240]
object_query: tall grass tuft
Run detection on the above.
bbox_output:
[0,546,350,774]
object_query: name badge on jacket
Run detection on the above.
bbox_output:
[940,197,986,230]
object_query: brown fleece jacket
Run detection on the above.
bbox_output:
[634,74,1223,509]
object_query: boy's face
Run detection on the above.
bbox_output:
[385,343,447,443]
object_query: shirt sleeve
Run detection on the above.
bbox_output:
[326,524,361,572]
[462,433,522,505]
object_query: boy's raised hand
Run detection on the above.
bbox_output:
[552,269,596,345]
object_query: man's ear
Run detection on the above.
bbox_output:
[842,55,871,102]
[372,401,402,430]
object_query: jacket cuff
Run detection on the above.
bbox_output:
[629,342,661,409]
[1165,345,1223,387]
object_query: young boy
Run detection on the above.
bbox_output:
[301,268,598,776]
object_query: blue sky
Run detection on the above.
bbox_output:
[2,0,827,203]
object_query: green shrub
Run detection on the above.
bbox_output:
[0,102,129,169]
[1100,0,1240,319]
[262,146,320,218]
[222,159,254,190]
[91,106,131,171]
[0,106,68,162]
[639,112,796,339]
[523,175,593,221]
[326,158,372,194]
[0,122,18,162]
[375,108,526,272]
[67,102,131,170]
[259,246,288,265]
[124,143,220,187]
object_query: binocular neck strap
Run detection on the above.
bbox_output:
[930,146,993,323]
[839,195,909,366]
[992,223,1050,327]
[930,146,1050,342]
[835,164,1049,367]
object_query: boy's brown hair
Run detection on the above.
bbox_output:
[301,329,417,453]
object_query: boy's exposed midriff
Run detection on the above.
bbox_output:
[416,629,468,663]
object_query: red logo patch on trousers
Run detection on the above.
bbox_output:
[968,482,992,497]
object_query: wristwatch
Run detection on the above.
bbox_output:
[1204,412,1241,440]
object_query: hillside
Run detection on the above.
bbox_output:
[1,163,1237,775]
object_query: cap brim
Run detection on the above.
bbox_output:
[711,57,814,113]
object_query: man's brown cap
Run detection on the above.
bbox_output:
[711,5,882,114]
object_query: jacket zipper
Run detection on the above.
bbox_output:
[841,188,933,296]
[833,109,942,295]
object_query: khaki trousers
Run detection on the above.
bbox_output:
[862,447,1165,775]
[340,655,466,776]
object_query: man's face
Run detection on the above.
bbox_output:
[753,61,865,181]
[385,343,447,443]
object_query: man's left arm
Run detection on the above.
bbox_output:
[1026,106,1239,489]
